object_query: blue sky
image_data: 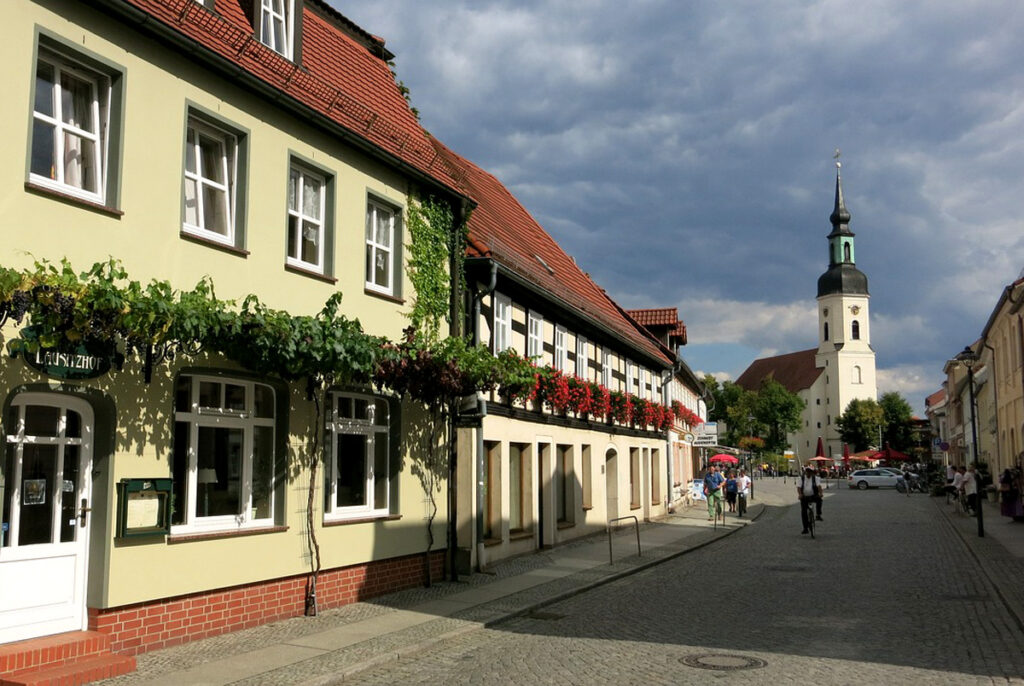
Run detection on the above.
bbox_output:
[332,1,1024,415]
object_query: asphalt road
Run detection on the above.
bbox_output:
[343,484,1024,685]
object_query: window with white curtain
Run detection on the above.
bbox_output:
[287,164,325,272]
[576,335,588,378]
[30,48,108,203]
[260,0,295,58]
[493,294,511,353]
[528,312,544,360]
[554,325,568,371]
[183,116,237,244]
[365,199,397,295]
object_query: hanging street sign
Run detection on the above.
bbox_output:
[13,326,117,381]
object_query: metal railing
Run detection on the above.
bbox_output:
[607,515,641,564]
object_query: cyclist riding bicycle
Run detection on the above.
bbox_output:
[797,466,823,534]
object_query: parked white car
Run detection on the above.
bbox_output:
[848,468,901,490]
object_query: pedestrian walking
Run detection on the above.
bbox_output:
[736,469,751,516]
[725,470,738,512]
[999,468,1024,521]
[703,464,725,521]
[964,464,979,514]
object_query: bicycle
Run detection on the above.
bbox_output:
[737,491,748,517]
[712,493,725,530]
[800,496,816,539]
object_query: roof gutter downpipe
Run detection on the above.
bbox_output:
[472,261,498,571]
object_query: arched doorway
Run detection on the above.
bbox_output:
[1,393,94,643]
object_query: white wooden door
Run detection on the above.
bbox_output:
[0,394,93,644]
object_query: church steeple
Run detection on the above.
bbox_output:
[817,156,868,297]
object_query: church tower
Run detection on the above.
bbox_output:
[815,160,877,454]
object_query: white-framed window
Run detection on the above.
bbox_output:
[643,369,651,399]
[325,392,391,519]
[601,348,611,388]
[576,335,588,378]
[527,312,544,360]
[30,48,109,203]
[260,0,295,58]
[183,116,237,244]
[171,375,276,533]
[287,164,325,272]
[365,199,396,296]
[493,293,511,353]
[555,325,568,371]
[626,361,635,395]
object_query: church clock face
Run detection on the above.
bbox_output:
[850,305,860,315]
[823,308,829,317]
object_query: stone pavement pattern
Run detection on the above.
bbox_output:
[97,479,779,685]
[337,484,1024,685]
[95,478,1024,685]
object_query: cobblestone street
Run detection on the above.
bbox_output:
[342,483,1024,685]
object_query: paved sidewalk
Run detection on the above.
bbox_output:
[935,487,1024,634]
[98,478,796,685]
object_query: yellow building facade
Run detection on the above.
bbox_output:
[1,0,462,654]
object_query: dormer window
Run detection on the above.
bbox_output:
[260,0,296,59]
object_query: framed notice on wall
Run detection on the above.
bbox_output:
[116,478,172,538]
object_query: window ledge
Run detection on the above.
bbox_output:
[483,537,503,548]
[630,504,642,511]
[508,530,533,541]
[168,524,287,544]
[180,230,250,257]
[556,521,575,530]
[25,182,123,218]
[581,505,593,511]
[364,288,404,305]
[285,262,337,284]
[324,513,401,527]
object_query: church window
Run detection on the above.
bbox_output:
[823,323,829,341]
[852,320,860,340]
[853,366,862,384]
[817,422,821,429]
[827,415,831,425]
[844,242,851,262]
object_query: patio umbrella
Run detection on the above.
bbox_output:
[709,453,739,464]
[815,436,826,458]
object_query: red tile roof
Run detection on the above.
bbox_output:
[735,348,822,393]
[432,141,670,366]
[117,0,462,193]
[925,389,946,408]
[627,308,678,326]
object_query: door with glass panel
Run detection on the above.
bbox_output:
[0,395,93,643]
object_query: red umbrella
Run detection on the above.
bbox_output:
[709,454,738,464]
[815,437,826,458]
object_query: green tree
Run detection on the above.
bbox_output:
[751,378,804,454]
[836,398,884,451]
[879,391,914,450]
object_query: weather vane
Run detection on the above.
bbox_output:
[833,147,841,169]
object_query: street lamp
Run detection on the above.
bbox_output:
[954,345,983,538]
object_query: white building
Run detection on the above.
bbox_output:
[736,163,878,459]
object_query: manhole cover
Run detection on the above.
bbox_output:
[680,654,767,671]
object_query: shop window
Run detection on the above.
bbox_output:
[556,444,573,525]
[171,375,277,532]
[324,391,394,520]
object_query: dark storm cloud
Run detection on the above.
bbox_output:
[332,0,1024,404]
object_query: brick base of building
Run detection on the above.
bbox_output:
[88,550,446,656]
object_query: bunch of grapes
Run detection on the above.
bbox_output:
[8,290,31,323]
